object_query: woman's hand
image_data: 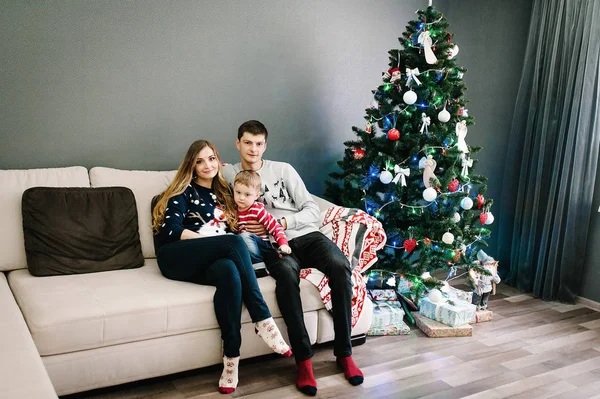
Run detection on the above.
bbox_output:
[180,229,202,240]
[244,220,268,236]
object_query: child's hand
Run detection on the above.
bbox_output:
[279,244,292,254]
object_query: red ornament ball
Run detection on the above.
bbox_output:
[353,148,365,160]
[448,179,459,192]
[477,194,485,209]
[387,128,400,141]
[479,212,488,225]
[453,250,461,262]
[403,238,417,253]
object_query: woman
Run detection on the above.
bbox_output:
[152,140,291,394]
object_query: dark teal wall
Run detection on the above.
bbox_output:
[581,165,600,301]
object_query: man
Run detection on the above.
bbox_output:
[223,120,363,396]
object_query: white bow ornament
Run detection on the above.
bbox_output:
[392,165,410,186]
[405,67,422,86]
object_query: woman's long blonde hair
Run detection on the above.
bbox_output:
[152,140,238,233]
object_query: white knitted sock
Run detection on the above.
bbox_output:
[218,356,239,394]
[255,317,292,356]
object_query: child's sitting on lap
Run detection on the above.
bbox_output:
[232,170,291,263]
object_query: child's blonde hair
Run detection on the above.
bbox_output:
[234,170,262,192]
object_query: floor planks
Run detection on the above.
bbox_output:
[63,284,600,399]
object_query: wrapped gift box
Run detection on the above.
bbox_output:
[367,289,398,302]
[469,309,493,324]
[413,313,472,337]
[367,321,411,336]
[419,297,477,327]
[442,285,473,303]
[397,276,414,294]
[371,301,405,328]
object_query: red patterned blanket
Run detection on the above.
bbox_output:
[300,206,387,327]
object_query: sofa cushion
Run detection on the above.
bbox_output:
[8,259,325,356]
[89,167,177,259]
[22,187,144,276]
[0,166,90,272]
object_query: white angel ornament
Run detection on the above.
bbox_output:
[455,120,469,153]
[422,155,439,188]
[417,31,438,65]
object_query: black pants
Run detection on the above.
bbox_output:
[263,231,353,361]
[157,235,271,358]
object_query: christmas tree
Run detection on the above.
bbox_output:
[325,6,495,299]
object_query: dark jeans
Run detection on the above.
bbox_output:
[239,231,273,264]
[157,234,271,358]
[262,231,353,361]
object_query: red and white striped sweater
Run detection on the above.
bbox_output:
[237,202,288,247]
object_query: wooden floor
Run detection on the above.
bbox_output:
[63,284,600,399]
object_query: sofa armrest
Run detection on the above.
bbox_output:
[0,272,57,398]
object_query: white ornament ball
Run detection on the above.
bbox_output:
[442,232,455,245]
[485,212,495,225]
[438,108,451,123]
[403,90,417,105]
[451,212,461,223]
[460,197,474,210]
[423,187,438,202]
[379,170,393,184]
[428,289,443,303]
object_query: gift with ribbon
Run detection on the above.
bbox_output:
[441,285,473,303]
[367,289,398,303]
[414,313,473,337]
[419,296,476,327]
[369,301,407,329]
[469,309,493,324]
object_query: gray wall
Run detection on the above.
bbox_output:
[1,0,538,288]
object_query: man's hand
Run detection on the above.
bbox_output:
[244,220,267,236]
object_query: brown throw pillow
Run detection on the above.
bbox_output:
[22,187,144,276]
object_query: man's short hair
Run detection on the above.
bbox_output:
[234,170,262,192]
[238,120,268,141]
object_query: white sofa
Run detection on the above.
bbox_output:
[0,166,375,397]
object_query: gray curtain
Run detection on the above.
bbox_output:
[498,0,600,302]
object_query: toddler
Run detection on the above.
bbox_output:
[233,170,291,265]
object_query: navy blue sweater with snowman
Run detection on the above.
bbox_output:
[154,182,220,252]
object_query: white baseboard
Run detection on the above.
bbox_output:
[577,296,600,312]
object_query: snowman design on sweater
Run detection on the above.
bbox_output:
[157,183,229,248]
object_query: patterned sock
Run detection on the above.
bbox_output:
[255,317,292,357]
[296,358,317,396]
[218,356,239,394]
[337,355,364,386]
